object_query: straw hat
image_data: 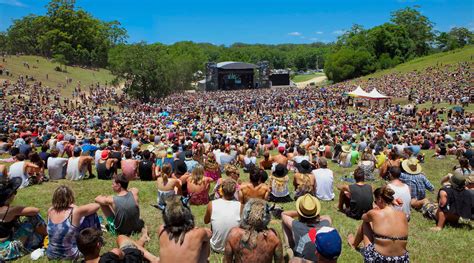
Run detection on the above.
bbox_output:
[342,145,351,153]
[401,157,422,175]
[296,194,321,218]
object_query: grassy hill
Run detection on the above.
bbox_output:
[0,55,115,97]
[361,45,474,79]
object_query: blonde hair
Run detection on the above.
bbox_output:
[191,164,205,185]
[161,163,172,185]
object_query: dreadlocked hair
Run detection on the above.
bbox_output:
[162,196,195,245]
[239,198,271,249]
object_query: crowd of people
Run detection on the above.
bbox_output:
[0,60,472,262]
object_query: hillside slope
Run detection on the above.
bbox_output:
[361,45,474,79]
[0,55,115,97]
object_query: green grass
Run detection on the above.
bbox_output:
[0,55,115,97]
[6,148,472,262]
[292,73,326,83]
[361,45,474,80]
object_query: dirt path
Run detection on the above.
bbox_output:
[296,75,327,88]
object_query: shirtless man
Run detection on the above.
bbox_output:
[224,199,283,263]
[272,147,288,167]
[158,195,211,263]
[239,168,270,204]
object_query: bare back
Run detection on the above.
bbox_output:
[158,225,211,263]
[240,183,270,203]
[370,207,408,256]
[224,227,283,263]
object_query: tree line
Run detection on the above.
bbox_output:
[0,1,472,98]
[324,7,473,82]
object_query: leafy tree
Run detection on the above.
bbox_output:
[391,7,434,56]
[325,47,374,82]
[436,27,473,51]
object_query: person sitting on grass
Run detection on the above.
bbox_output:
[8,153,40,188]
[77,227,159,263]
[204,178,241,253]
[66,146,95,180]
[181,164,213,205]
[293,160,315,199]
[46,185,101,261]
[337,167,373,220]
[269,164,292,203]
[347,186,409,263]
[281,194,336,262]
[400,157,435,209]
[157,195,211,263]
[95,174,144,236]
[214,164,241,200]
[0,177,47,261]
[239,168,270,204]
[224,198,283,263]
[430,171,474,231]
[156,163,181,207]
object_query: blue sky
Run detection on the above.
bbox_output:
[0,0,473,45]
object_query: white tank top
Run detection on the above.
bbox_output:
[9,161,28,188]
[210,199,241,253]
[66,157,84,180]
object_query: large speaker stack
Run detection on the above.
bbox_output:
[205,62,218,91]
[257,61,270,89]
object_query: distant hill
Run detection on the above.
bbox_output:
[0,55,115,97]
[361,45,474,79]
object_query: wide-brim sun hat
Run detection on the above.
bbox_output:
[401,157,422,174]
[342,145,351,153]
[0,177,22,203]
[296,194,321,218]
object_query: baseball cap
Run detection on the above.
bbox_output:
[315,227,342,260]
[73,146,82,155]
[101,150,110,160]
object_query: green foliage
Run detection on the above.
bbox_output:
[325,47,374,82]
[391,7,434,56]
[4,0,127,67]
[326,7,438,82]
[436,27,474,51]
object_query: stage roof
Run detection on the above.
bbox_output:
[216,61,257,70]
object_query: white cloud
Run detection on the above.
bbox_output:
[468,22,474,31]
[0,0,26,7]
[310,37,319,41]
[332,30,345,35]
[288,32,302,36]
[315,31,323,34]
